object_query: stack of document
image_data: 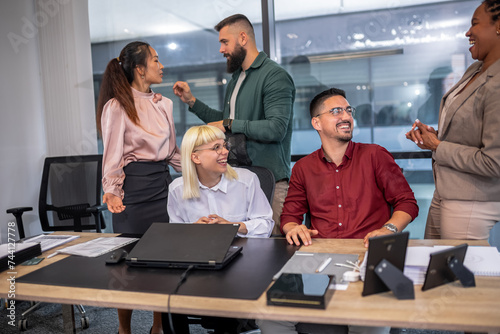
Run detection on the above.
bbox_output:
[0,242,42,271]
[403,247,436,285]
[48,237,138,258]
[21,234,79,252]
[361,246,500,285]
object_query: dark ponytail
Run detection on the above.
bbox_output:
[96,41,151,134]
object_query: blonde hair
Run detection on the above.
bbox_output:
[181,125,238,199]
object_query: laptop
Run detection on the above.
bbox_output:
[125,223,242,270]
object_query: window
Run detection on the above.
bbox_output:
[89,0,478,238]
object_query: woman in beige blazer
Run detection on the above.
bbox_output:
[406,0,500,240]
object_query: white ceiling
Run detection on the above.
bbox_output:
[88,0,459,43]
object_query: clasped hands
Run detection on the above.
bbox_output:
[405,119,441,151]
[195,214,231,225]
[195,214,248,234]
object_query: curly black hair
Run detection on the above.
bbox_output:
[483,0,500,22]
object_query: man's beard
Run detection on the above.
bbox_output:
[335,121,353,143]
[338,134,352,143]
[226,44,246,73]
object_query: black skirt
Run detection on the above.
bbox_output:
[112,160,172,235]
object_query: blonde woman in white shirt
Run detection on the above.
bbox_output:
[167,125,273,238]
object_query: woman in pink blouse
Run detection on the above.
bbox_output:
[96,41,185,334]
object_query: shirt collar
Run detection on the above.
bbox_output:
[344,141,354,160]
[248,51,268,70]
[319,141,355,165]
[232,51,268,78]
[198,173,228,194]
[131,86,155,99]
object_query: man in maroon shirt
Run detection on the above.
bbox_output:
[281,87,418,247]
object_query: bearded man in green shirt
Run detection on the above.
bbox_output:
[173,14,296,235]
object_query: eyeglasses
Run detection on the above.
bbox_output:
[193,141,232,155]
[314,106,356,118]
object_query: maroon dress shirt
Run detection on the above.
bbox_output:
[280,141,418,239]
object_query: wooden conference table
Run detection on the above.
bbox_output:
[1,232,499,333]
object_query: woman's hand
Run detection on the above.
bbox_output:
[206,214,248,235]
[405,119,441,151]
[102,193,126,213]
[194,216,212,224]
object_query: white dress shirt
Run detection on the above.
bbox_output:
[167,167,274,238]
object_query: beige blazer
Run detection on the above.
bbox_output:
[433,59,500,201]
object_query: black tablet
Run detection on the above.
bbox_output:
[422,243,473,291]
[362,231,409,296]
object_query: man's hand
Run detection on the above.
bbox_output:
[208,120,225,132]
[173,81,196,107]
[405,119,440,151]
[363,227,393,248]
[363,212,412,247]
[102,193,125,213]
[283,223,319,246]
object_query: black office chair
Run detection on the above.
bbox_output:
[239,165,275,204]
[6,154,107,331]
[186,166,275,333]
[7,155,107,239]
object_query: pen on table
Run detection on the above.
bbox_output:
[315,257,332,273]
[46,251,60,259]
[335,263,357,270]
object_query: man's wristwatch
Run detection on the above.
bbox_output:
[383,223,398,233]
[223,119,233,133]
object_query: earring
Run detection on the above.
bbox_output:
[141,75,145,79]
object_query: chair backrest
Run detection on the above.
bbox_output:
[239,166,275,204]
[38,155,105,232]
[489,223,500,252]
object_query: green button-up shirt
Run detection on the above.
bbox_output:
[190,52,295,181]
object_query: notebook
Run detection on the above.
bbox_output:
[433,245,500,276]
[125,223,242,270]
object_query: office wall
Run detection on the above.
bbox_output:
[0,0,97,243]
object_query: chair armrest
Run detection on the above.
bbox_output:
[6,207,33,215]
[6,207,33,240]
[86,204,108,233]
[86,204,108,214]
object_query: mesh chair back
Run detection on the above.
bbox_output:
[239,166,275,204]
[38,155,104,232]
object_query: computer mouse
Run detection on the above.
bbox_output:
[105,249,128,265]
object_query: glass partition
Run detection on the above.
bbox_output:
[89,0,479,238]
